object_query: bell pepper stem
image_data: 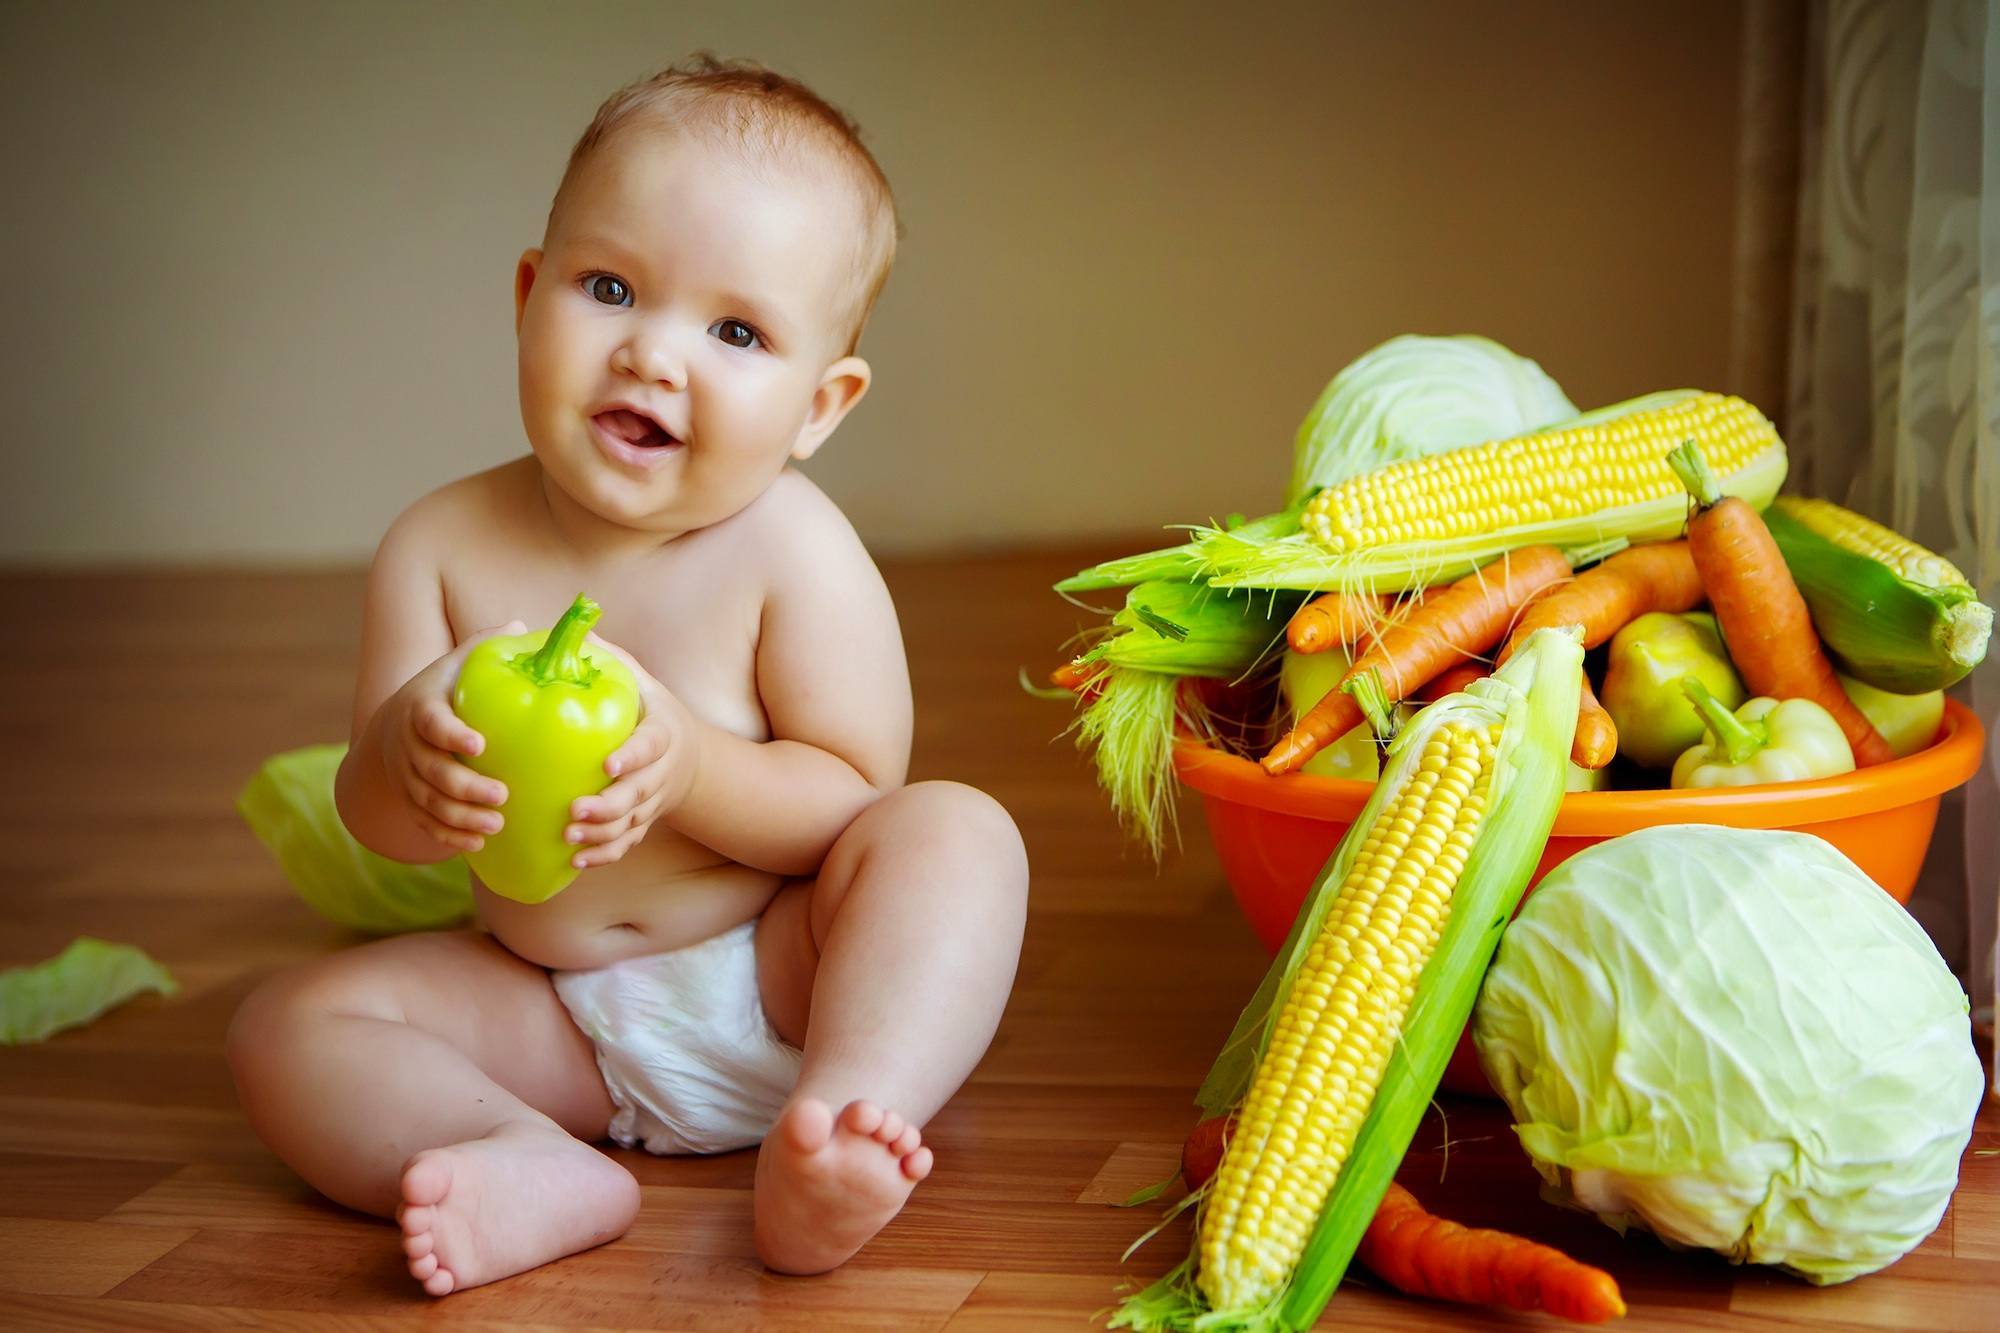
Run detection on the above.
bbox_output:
[518,594,602,686]
[1681,676,1764,765]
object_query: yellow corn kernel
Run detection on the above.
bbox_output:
[1300,392,1779,553]
[1771,495,1969,590]
[1195,724,1497,1312]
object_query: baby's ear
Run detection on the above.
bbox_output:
[513,249,543,335]
[791,357,872,461]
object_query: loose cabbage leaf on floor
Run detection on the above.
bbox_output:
[0,937,180,1044]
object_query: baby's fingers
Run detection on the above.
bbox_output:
[414,697,485,758]
[605,719,669,780]
[408,739,507,808]
[409,804,486,856]
[570,756,665,826]
[401,764,504,842]
[394,768,492,852]
[572,821,649,870]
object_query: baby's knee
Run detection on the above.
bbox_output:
[888,780,1024,852]
[226,963,328,1080]
[867,781,1027,881]
[225,951,394,1083]
[225,967,304,1098]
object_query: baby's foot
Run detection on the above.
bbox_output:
[753,1097,933,1274]
[396,1122,639,1296]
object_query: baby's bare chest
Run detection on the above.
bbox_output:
[440,549,769,742]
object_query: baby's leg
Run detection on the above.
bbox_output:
[226,930,639,1295]
[752,780,1028,1273]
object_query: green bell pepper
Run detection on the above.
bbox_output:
[1669,678,1856,789]
[452,594,640,903]
[1602,611,1746,769]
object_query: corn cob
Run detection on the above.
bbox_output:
[1199,722,1497,1310]
[1764,497,1991,694]
[1197,391,1788,592]
[1113,626,1585,1332]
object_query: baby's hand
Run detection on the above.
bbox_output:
[565,640,696,869]
[380,621,524,855]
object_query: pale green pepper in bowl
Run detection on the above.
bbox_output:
[1838,674,1945,759]
[1602,611,1745,769]
[1670,678,1856,789]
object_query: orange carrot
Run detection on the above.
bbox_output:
[1176,1121,1625,1324]
[1360,1182,1627,1324]
[1668,443,1894,766]
[1050,660,1105,703]
[1287,591,1393,653]
[1261,547,1572,775]
[1415,661,1488,703]
[1573,674,1617,768]
[1494,541,1704,770]
[1499,540,1705,659]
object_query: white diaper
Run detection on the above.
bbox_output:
[551,921,802,1155]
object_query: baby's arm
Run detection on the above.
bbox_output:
[335,500,514,864]
[573,483,911,878]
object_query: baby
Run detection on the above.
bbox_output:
[227,57,1029,1295]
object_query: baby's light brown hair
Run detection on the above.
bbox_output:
[550,55,900,354]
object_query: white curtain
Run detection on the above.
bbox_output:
[1787,0,2000,1081]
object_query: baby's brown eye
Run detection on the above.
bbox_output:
[710,318,759,350]
[585,275,631,306]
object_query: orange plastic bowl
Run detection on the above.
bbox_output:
[1174,698,1987,1095]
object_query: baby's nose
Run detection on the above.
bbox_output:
[616,332,685,389]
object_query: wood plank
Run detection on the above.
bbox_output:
[0,1293,614,1332]
[1074,1142,1180,1206]
[0,1218,196,1297]
[106,1225,985,1330]
[0,1152,181,1223]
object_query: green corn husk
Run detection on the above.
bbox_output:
[1083,582,1306,676]
[1197,391,1789,593]
[1058,510,1304,594]
[1064,582,1305,855]
[1763,503,1992,694]
[1111,626,1584,1332]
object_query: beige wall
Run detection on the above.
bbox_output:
[0,0,1748,565]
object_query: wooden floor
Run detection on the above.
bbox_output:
[1,551,1995,1331]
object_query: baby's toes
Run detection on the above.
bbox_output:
[781,1097,835,1153]
[409,1252,438,1282]
[890,1125,921,1157]
[873,1110,905,1146]
[839,1100,885,1137]
[902,1145,934,1182]
[403,1227,434,1259]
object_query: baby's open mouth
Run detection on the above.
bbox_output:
[594,409,678,449]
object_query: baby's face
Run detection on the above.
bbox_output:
[515,129,869,535]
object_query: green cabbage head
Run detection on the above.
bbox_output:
[1284,333,1576,506]
[1472,824,1982,1285]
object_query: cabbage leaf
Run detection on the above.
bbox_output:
[0,938,179,1044]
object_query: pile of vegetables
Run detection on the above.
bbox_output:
[1065,336,1991,1327]
[1046,339,1992,847]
